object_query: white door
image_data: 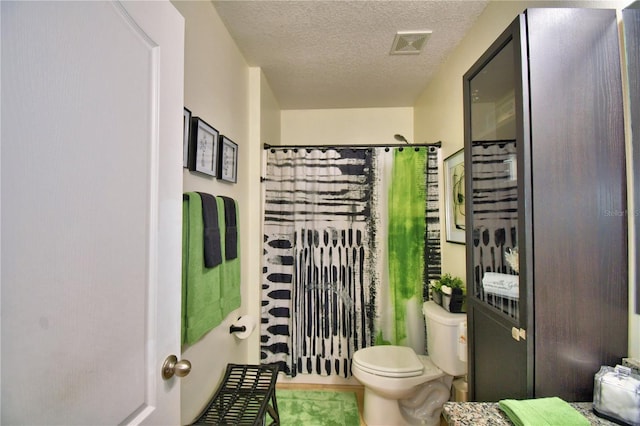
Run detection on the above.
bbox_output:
[1,1,185,424]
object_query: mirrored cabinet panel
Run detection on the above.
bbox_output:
[468,39,520,323]
[470,41,516,142]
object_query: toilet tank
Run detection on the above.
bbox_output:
[423,301,467,376]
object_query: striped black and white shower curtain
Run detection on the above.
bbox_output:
[261,146,441,377]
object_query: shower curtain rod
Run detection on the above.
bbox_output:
[263,141,442,150]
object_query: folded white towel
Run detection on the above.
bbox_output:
[482,272,519,299]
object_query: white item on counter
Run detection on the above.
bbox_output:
[593,365,640,426]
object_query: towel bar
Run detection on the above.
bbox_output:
[191,363,280,426]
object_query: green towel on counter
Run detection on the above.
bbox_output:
[499,397,589,426]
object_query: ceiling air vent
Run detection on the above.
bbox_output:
[390,31,432,55]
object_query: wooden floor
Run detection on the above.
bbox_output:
[275,383,448,425]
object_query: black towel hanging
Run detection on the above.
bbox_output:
[219,196,238,261]
[197,192,223,268]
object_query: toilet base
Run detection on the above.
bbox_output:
[362,376,452,426]
[363,387,412,426]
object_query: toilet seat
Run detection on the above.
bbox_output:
[352,345,424,378]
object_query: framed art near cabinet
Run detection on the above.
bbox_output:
[189,117,218,177]
[183,107,191,168]
[218,135,238,183]
[444,149,465,244]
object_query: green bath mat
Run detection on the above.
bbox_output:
[275,390,360,426]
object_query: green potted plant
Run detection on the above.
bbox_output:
[435,273,466,313]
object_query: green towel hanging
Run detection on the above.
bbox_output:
[182,192,241,346]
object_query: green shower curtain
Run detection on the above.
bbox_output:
[384,150,427,345]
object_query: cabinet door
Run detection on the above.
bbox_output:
[526,8,626,401]
[464,16,530,401]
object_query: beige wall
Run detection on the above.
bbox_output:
[260,71,282,148]
[281,107,413,146]
[171,1,274,423]
[414,0,638,356]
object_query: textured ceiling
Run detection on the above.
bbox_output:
[212,0,489,110]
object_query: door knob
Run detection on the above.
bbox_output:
[162,354,192,380]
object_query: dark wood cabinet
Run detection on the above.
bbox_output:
[463,8,628,402]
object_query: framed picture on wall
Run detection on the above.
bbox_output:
[218,135,238,183]
[183,107,191,168]
[189,117,219,177]
[444,149,465,244]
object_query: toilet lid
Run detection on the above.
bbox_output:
[353,346,424,378]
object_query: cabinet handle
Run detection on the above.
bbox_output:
[511,327,520,341]
[511,327,527,341]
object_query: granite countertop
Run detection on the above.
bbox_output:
[443,358,639,425]
[442,402,617,426]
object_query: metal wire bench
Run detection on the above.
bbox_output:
[191,363,280,425]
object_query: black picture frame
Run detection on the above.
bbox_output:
[444,148,465,244]
[189,117,218,177]
[183,107,192,168]
[218,135,238,183]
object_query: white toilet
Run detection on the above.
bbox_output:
[352,301,467,426]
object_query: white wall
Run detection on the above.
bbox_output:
[281,107,413,146]
[414,0,638,356]
[171,2,276,423]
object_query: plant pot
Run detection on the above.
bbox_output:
[443,294,451,311]
[432,291,442,306]
[447,289,466,313]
